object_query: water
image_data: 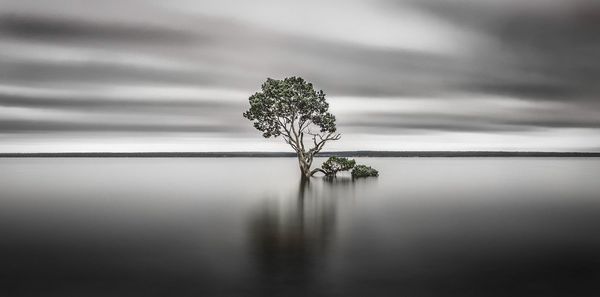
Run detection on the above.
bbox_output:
[1,158,599,296]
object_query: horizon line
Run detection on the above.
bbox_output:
[1,151,600,158]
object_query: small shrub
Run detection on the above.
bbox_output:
[351,164,379,178]
[321,156,356,176]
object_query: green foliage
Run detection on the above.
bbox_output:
[321,156,356,176]
[242,76,342,178]
[351,165,379,178]
[242,77,336,139]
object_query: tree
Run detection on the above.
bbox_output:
[243,77,341,178]
[321,156,355,177]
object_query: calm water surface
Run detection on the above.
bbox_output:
[1,158,599,296]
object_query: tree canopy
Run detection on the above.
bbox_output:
[243,77,341,178]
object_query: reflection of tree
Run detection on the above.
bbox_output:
[249,178,350,296]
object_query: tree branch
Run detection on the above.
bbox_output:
[307,132,340,158]
[310,168,327,176]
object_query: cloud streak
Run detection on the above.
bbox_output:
[0,14,199,44]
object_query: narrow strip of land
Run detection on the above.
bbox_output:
[1,151,599,157]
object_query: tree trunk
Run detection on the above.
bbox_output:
[297,152,312,179]
[299,160,312,178]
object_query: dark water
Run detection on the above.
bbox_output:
[1,158,599,297]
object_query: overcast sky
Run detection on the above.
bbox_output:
[1,0,599,152]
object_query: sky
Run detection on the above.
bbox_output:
[1,0,599,152]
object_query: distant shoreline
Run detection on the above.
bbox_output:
[1,151,599,158]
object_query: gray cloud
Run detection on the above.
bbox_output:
[394,0,600,101]
[0,119,239,133]
[343,110,600,134]
[0,14,199,43]
[0,94,237,114]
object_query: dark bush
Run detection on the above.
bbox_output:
[321,156,356,176]
[351,165,379,178]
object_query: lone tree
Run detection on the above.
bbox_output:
[321,157,355,177]
[243,77,341,178]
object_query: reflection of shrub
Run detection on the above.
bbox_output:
[321,157,356,177]
[351,165,379,178]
